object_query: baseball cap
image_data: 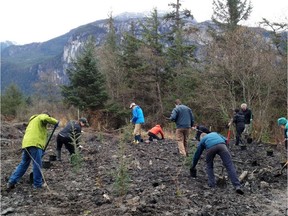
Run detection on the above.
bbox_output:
[79,117,89,127]
[129,102,136,109]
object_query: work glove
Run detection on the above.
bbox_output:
[190,167,197,178]
[55,121,60,127]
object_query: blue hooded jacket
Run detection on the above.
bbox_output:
[131,105,145,124]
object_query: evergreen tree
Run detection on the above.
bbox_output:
[164,0,195,67]
[212,0,252,30]
[61,36,108,111]
[98,13,124,101]
[119,21,142,88]
[1,83,24,117]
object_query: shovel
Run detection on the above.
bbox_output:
[226,124,232,146]
[274,161,288,177]
[29,124,58,183]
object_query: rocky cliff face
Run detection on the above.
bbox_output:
[1,12,276,95]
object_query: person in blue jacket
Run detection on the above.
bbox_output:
[190,132,244,194]
[130,102,145,144]
[277,117,288,150]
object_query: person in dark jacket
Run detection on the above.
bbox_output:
[240,103,253,138]
[169,99,194,157]
[56,117,89,161]
[192,124,211,141]
[229,109,245,145]
[190,132,244,195]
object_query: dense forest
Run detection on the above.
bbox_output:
[1,0,287,143]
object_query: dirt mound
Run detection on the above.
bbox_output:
[1,121,287,216]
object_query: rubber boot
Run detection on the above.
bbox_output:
[134,135,140,144]
[56,150,62,161]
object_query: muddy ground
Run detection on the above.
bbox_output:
[1,121,287,216]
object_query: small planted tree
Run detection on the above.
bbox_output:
[113,126,131,196]
[69,123,83,173]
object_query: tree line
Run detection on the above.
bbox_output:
[1,0,287,143]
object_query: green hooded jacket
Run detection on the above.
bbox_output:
[22,114,58,150]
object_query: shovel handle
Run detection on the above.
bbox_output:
[43,124,58,152]
[281,161,288,171]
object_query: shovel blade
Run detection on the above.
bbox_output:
[274,172,282,177]
[29,172,33,184]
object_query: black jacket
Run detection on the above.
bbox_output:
[233,113,245,127]
[240,109,252,124]
[59,121,82,142]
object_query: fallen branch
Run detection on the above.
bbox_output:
[232,160,246,164]
[155,157,169,162]
[239,170,248,182]
[102,126,122,133]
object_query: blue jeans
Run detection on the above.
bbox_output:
[206,144,241,188]
[9,147,43,188]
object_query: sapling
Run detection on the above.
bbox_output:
[69,124,83,173]
[113,126,131,196]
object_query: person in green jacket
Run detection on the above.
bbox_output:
[7,112,59,190]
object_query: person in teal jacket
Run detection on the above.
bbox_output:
[277,117,288,150]
[7,112,59,190]
[190,132,244,194]
[130,102,145,144]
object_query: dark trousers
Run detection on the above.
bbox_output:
[148,132,161,141]
[206,144,241,188]
[235,125,245,145]
[56,134,75,155]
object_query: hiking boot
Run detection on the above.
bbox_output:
[56,150,62,161]
[6,182,16,192]
[236,186,244,195]
[133,140,139,144]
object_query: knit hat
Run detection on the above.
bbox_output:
[277,117,287,126]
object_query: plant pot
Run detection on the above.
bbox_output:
[49,155,57,161]
[266,150,273,156]
[240,145,247,150]
[251,160,258,166]
[42,160,51,169]
[247,137,253,144]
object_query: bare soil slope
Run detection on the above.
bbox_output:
[1,122,287,216]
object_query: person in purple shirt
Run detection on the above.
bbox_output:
[190,132,244,195]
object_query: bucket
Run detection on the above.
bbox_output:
[247,137,253,144]
[49,155,57,161]
[42,160,51,169]
[266,150,273,157]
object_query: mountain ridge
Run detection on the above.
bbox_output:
[0,12,277,95]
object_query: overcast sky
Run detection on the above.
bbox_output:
[0,0,287,45]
